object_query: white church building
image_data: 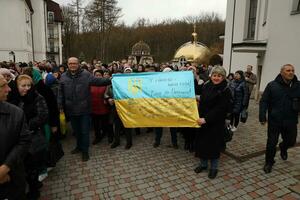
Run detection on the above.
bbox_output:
[0,0,63,64]
[223,0,300,97]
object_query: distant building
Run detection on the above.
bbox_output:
[173,25,211,66]
[128,41,154,65]
[46,0,63,64]
[0,0,63,64]
[223,0,300,97]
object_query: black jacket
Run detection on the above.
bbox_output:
[195,80,232,159]
[0,102,31,199]
[229,79,249,113]
[59,69,111,116]
[259,74,300,125]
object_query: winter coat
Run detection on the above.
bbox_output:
[90,86,110,115]
[195,80,232,159]
[244,71,257,94]
[0,102,31,199]
[59,69,111,116]
[229,79,249,113]
[259,74,300,126]
[8,87,49,154]
[35,80,59,128]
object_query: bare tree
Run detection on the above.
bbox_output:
[84,0,121,61]
[61,6,77,60]
[69,0,83,34]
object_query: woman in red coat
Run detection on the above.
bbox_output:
[90,70,111,144]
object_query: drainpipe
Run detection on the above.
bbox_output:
[30,13,35,61]
[229,0,236,73]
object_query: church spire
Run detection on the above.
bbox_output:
[192,24,198,43]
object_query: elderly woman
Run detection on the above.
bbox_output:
[194,66,232,179]
[8,74,48,199]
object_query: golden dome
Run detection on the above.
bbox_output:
[132,41,151,56]
[173,41,211,64]
[174,24,211,64]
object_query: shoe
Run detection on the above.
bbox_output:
[110,142,120,148]
[280,145,288,160]
[263,164,272,174]
[184,142,189,150]
[92,137,102,145]
[231,126,237,132]
[108,137,113,144]
[71,148,81,154]
[125,143,132,149]
[153,142,160,148]
[82,152,90,162]
[173,144,179,149]
[208,169,218,179]
[194,166,207,174]
[38,171,48,182]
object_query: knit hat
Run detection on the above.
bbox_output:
[45,73,56,86]
[162,67,173,72]
[124,67,133,73]
[0,68,15,80]
[211,66,227,77]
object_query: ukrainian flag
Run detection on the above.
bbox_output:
[112,71,199,128]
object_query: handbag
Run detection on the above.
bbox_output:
[47,134,64,167]
[60,112,67,135]
[240,109,248,123]
[29,129,47,154]
[224,124,233,143]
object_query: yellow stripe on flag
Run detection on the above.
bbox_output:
[115,98,199,128]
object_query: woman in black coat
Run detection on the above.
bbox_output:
[194,66,232,179]
[229,70,249,131]
[8,74,48,199]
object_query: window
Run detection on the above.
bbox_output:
[48,12,54,23]
[247,0,258,39]
[291,0,300,14]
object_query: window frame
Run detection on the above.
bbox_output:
[48,11,55,24]
[291,0,300,15]
[246,0,258,40]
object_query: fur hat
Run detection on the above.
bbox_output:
[211,66,227,77]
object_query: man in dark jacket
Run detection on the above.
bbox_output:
[59,57,111,161]
[259,64,300,173]
[0,74,31,199]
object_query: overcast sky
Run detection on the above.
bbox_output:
[54,0,227,25]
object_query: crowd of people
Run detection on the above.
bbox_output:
[0,58,299,199]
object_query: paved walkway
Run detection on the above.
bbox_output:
[41,100,300,200]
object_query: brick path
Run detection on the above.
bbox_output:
[40,100,300,200]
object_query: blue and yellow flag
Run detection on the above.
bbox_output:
[112,71,199,128]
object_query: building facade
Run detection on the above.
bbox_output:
[0,0,63,64]
[223,0,300,97]
[46,0,63,64]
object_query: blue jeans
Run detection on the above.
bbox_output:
[154,127,177,145]
[70,114,91,153]
[200,158,219,170]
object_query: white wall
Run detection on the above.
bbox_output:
[260,0,300,90]
[31,0,47,61]
[224,0,300,92]
[0,0,33,62]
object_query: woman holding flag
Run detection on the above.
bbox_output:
[194,66,232,179]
